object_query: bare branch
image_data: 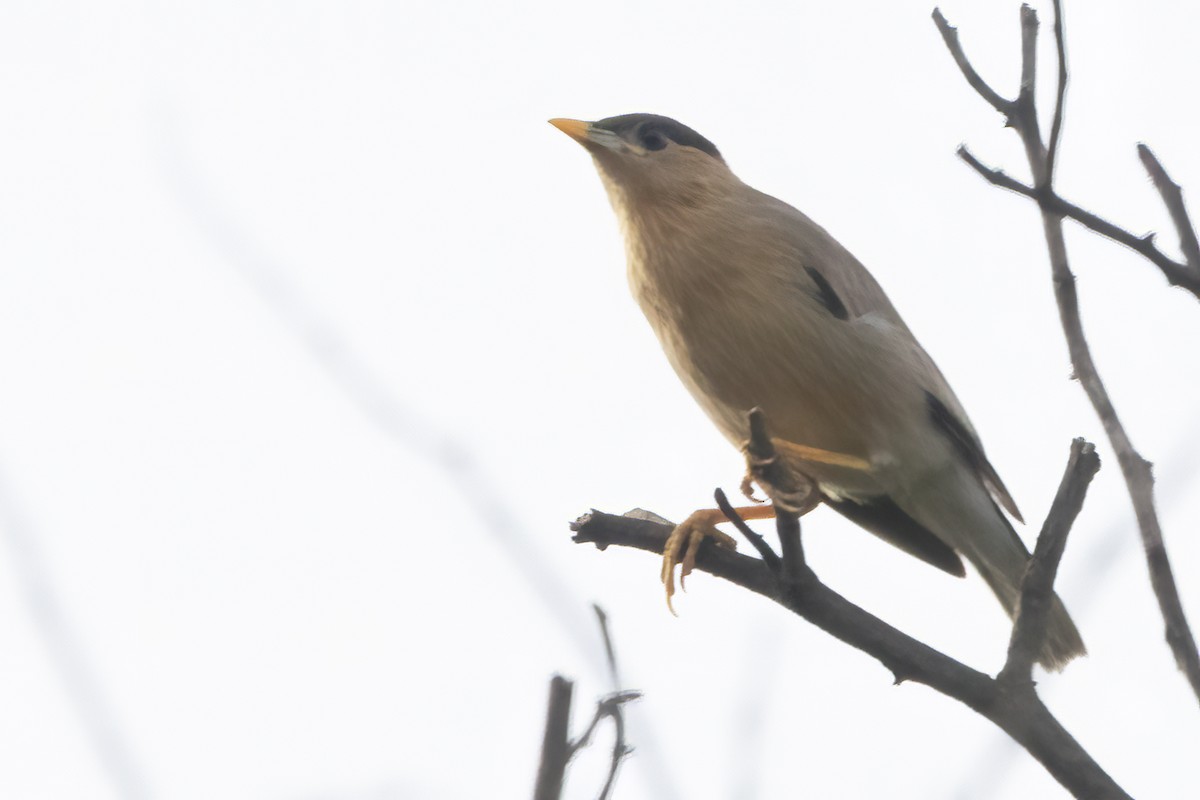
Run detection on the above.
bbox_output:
[534,616,641,800]
[715,488,780,571]
[937,2,1200,703]
[597,694,637,800]
[533,675,574,800]
[1139,143,1200,272]
[958,146,1038,194]
[571,414,1120,797]
[581,608,641,799]
[571,430,1130,800]
[567,691,642,800]
[1018,5,1039,114]
[957,147,1200,297]
[931,9,1014,115]
[1000,439,1100,685]
[592,604,622,688]
[1044,0,1068,180]
[574,512,978,692]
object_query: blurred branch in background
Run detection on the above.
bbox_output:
[532,678,641,800]
[933,0,1200,704]
[149,109,608,669]
[0,469,153,800]
[151,108,692,800]
[534,606,640,800]
[573,412,1128,799]
[592,603,622,688]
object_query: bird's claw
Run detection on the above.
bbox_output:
[661,511,738,614]
[740,471,766,504]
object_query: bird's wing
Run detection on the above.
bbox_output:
[824,494,966,576]
[768,194,1024,522]
[923,385,1023,522]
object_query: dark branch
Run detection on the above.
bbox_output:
[1000,439,1100,685]
[937,2,1200,704]
[715,488,780,571]
[1138,143,1200,273]
[571,412,1124,798]
[571,434,1130,800]
[533,675,574,800]
[533,615,641,800]
[567,690,642,800]
[574,508,983,691]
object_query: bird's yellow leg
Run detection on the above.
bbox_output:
[770,438,872,471]
[661,505,776,614]
[661,438,862,613]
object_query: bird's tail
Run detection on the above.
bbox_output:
[973,558,1087,671]
[901,465,1086,671]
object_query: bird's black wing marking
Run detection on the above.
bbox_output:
[825,495,966,577]
[926,391,1024,522]
[803,266,850,321]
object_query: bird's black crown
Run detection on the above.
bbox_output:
[594,114,723,161]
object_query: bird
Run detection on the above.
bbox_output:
[550,113,1085,670]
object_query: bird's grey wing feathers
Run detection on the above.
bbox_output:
[775,197,1024,522]
[765,197,909,327]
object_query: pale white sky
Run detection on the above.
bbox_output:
[1,1,1198,798]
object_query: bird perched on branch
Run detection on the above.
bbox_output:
[551,113,1085,670]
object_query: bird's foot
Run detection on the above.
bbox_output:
[661,509,739,614]
[740,470,767,504]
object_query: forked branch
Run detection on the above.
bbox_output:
[572,414,1123,798]
[933,0,1200,703]
[1000,439,1098,685]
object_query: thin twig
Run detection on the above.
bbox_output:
[596,694,636,800]
[931,9,1014,115]
[582,609,641,799]
[1000,439,1100,685]
[533,676,574,800]
[592,604,622,687]
[715,488,781,571]
[935,2,1200,704]
[1138,143,1200,273]
[534,615,641,800]
[567,691,642,800]
[1044,0,1068,181]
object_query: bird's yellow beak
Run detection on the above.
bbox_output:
[548,118,593,143]
[549,117,629,154]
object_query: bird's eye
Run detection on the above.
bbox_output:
[639,127,668,151]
